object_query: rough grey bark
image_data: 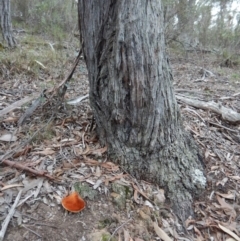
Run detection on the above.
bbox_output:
[177,0,196,48]
[78,0,206,220]
[0,0,16,47]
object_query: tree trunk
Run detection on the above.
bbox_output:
[78,0,206,220]
[0,0,16,47]
[177,0,196,49]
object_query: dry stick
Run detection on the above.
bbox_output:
[21,225,42,239]
[20,213,39,221]
[18,47,83,125]
[31,222,58,229]
[17,193,34,207]
[50,46,83,99]
[18,89,46,126]
[107,219,132,241]
[208,121,239,133]
[0,190,22,241]
[1,159,55,181]
[183,107,206,123]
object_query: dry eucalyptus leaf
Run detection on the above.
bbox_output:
[0,133,17,142]
[153,222,173,241]
[229,176,240,181]
[123,229,131,241]
[143,200,154,209]
[93,179,102,189]
[34,148,55,156]
[217,195,236,218]
[216,192,235,200]
[218,224,240,241]
[95,166,101,177]
[216,177,228,186]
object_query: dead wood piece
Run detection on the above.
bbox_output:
[1,159,56,181]
[21,225,42,239]
[18,90,46,126]
[6,48,83,126]
[202,68,215,77]
[208,121,239,133]
[186,48,213,54]
[0,95,36,117]
[0,190,22,241]
[67,94,89,105]
[176,95,240,124]
[48,47,83,99]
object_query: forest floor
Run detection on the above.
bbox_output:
[0,32,240,241]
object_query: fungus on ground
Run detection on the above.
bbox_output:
[61,191,85,213]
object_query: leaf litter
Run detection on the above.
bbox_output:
[0,37,240,241]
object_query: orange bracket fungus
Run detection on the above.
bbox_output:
[61,191,85,213]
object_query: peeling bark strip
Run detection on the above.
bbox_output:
[78,1,206,220]
[0,0,16,47]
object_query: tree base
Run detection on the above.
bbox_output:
[108,131,206,221]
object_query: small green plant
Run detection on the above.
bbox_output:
[0,33,71,79]
[230,73,240,83]
[101,233,117,241]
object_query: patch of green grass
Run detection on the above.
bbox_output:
[230,73,240,83]
[0,34,69,78]
[12,0,78,42]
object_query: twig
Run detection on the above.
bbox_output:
[17,193,34,207]
[20,213,39,221]
[21,225,42,238]
[0,190,22,241]
[175,89,203,95]
[233,92,240,97]
[18,89,47,126]
[108,219,132,241]
[182,107,206,124]
[31,222,58,229]
[208,121,239,133]
[49,46,83,99]
[1,159,56,181]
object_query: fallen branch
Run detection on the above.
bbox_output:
[18,90,46,126]
[1,159,56,181]
[17,48,83,125]
[208,121,239,133]
[48,46,83,99]
[107,219,132,241]
[21,225,42,239]
[176,95,240,124]
[0,190,22,241]
[0,95,36,117]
